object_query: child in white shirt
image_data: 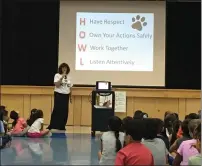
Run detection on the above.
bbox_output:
[27,109,49,138]
[98,116,125,165]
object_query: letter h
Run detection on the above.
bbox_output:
[80,18,86,26]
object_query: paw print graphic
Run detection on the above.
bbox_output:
[131,15,147,31]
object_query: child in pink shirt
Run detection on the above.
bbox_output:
[9,110,28,136]
[173,119,200,166]
[177,139,199,165]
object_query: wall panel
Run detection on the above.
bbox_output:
[155,98,179,119]
[126,97,134,117]
[185,99,201,115]
[67,98,74,126]
[73,96,82,126]
[0,86,200,126]
[81,96,91,126]
[1,94,24,122]
[178,98,186,120]
[133,98,157,118]
[23,95,31,120]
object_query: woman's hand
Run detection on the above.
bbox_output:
[55,74,66,87]
[61,74,66,80]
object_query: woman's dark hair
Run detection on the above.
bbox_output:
[122,116,133,132]
[27,108,38,126]
[187,113,199,120]
[125,119,145,141]
[58,63,70,74]
[143,118,158,139]
[170,120,181,145]
[27,109,43,127]
[108,116,122,152]
[10,110,19,127]
[181,119,191,137]
[133,110,143,119]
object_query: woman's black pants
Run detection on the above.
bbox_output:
[48,92,69,130]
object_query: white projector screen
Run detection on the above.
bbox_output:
[59,1,165,86]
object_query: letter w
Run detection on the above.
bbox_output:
[78,44,87,52]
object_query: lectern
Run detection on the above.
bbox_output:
[91,90,115,137]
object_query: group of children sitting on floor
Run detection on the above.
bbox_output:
[98,110,201,166]
[0,106,50,149]
[0,105,201,166]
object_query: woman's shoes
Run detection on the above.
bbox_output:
[46,126,66,131]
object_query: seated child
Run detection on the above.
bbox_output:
[173,119,200,166]
[27,109,50,138]
[155,118,170,150]
[170,119,192,153]
[98,116,124,165]
[0,110,12,149]
[177,113,199,139]
[170,120,182,146]
[121,116,133,132]
[142,118,168,165]
[27,108,37,127]
[133,110,143,119]
[115,119,154,166]
[0,106,9,132]
[9,110,28,136]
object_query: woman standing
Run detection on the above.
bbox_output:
[47,63,72,130]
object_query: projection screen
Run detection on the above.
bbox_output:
[58,1,165,86]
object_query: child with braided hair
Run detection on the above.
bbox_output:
[98,116,124,165]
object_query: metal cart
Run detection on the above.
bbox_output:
[91,89,115,137]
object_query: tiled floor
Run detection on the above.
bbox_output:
[0,127,101,165]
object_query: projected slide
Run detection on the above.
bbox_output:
[76,12,154,71]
